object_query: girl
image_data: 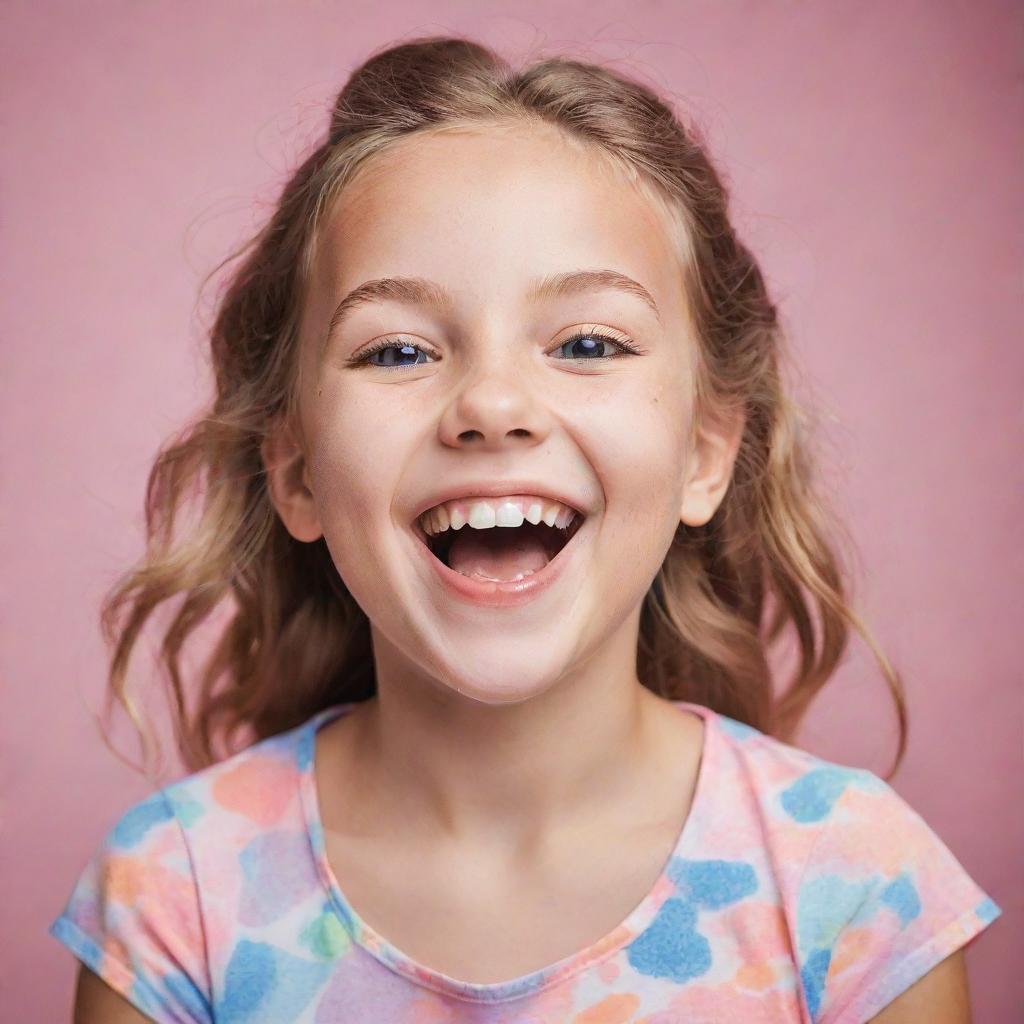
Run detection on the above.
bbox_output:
[50,35,1001,1024]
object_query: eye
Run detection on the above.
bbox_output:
[347,327,642,371]
[551,328,641,361]
[348,338,438,369]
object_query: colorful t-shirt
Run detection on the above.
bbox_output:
[49,700,1002,1023]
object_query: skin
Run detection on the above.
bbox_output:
[71,120,973,1018]
[266,120,739,848]
[265,120,735,978]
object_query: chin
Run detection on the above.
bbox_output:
[429,664,565,708]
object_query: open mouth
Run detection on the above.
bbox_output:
[414,513,586,574]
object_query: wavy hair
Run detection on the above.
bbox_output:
[97,35,908,780]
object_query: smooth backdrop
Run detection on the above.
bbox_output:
[2,1,1020,1020]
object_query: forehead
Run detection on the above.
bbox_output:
[312,123,687,313]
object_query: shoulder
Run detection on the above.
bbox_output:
[50,782,212,1022]
[49,716,318,1023]
[701,707,968,866]
[70,718,313,868]
[160,716,313,844]
[71,715,311,866]
[704,710,1001,1024]
[791,765,1000,1022]
[704,706,880,852]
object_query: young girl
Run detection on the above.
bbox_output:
[50,35,1001,1024]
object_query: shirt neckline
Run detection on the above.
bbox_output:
[296,698,719,1004]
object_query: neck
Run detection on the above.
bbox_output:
[321,633,681,857]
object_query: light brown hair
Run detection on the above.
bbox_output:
[98,35,907,779]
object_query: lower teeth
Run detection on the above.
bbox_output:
[457,568,536,582]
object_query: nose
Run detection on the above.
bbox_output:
[437,355,552,451]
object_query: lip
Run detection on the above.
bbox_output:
[408,514,590,608]
[411,480,588,523]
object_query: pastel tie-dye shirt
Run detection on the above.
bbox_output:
[49,700,1001,1023]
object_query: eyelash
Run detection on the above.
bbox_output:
[347,328,642,370]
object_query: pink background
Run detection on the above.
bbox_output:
[3,2,1020,1019]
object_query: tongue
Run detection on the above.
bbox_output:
[447,528,552,582]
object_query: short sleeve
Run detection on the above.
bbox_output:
[793,769,1001,1024]
[48,789,213,1024]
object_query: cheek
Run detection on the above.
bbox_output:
[303,411,405,612]
[579,380,692,587]
[303,391,410,530]
[590,380,691,514]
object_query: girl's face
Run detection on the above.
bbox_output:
[268,122,741,706]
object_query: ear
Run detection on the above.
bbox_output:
[261,418,323,542]
[680,404,746,527]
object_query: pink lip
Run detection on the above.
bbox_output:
[409,518,588,608]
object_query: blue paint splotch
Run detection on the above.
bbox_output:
[780,767,856,823]
[879,873,921,927]
[166,792,206,829]
[627,858,758,984]
[801,946,832,1019]
[669,858,759,909]
[221,941,275,1021]
[976,897,1002,925]
[627,898,712,983]
[111,793,175,848]
[162,968,214,1020]
[797,873,875,953]
[716,715,762,742]
[221,940,329,1024]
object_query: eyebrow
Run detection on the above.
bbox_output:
[321,268,662,358]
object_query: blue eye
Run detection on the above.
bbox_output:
[357,341,429,368]
[554,329,637,360]
[349,329,640,370]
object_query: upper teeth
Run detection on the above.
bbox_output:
[418,495,580,536]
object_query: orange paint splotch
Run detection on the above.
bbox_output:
[211,756,297,826]
[735,961,775,990]
[103,854,154,906]
[103,933,133,970]
[829,925,874,977]
[101,854,205,952]
[666,980,799,1023]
